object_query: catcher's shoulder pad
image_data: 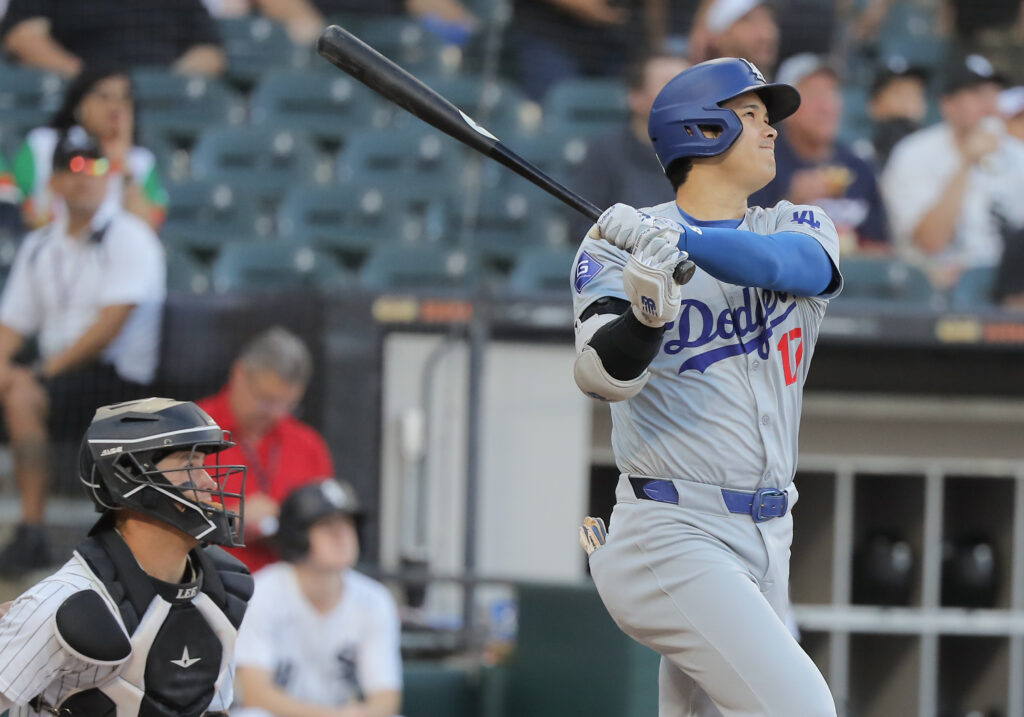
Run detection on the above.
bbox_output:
[198,545,253,629]
[54,590,132,665]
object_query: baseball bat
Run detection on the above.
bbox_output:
[316,25,694,286]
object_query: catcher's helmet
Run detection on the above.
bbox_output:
[79,398,247,546]
[648,57,801,169]
[276,479,361,563]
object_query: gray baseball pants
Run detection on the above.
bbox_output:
[588,474,836,717]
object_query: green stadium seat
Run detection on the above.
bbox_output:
[211,241,350,293]
[190,127,320,206]
[543,78,629,135]
[505,246,577,293]
[336,129,464,183]
[834,257,938,305]
[402,662,478,717]
[877,3,948,70]
[0,64,65,135]
[359,244,480,290]
[165,249,211,294]
[132,69,245,146]
[467,190,553,267]
[219,17,307,86]
[251,70,385,146]
[950,266,997,309]
[335,174,453,243]
[164,180,265,250]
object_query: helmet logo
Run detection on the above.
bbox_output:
[740,58,766,84]
[100,446,123,457]
[322,480,347,508]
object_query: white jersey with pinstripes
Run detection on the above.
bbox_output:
[0,554,234,715]
[572,200,843,492]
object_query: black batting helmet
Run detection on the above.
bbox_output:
[275,479,361,562]
[79,398,247,547]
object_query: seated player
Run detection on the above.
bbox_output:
[234,480,402,717]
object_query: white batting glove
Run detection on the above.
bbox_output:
[588,203,684,252]
[623,235,686,327]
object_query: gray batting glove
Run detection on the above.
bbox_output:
[588,203,684,252]
[623,235,686,327]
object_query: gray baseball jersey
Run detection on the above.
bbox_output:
[572,199,843,492]
[576,200,843,717]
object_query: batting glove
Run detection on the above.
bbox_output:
[579,516,607,556]
[588,203,685,252]
[623,235,686,327]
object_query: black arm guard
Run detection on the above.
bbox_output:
[583,298,667,381]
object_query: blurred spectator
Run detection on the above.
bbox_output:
[13,66,168,232]
[234,479,402,717]
[947,0,1024,85]
[750,54,890,254]
[510,0,654,102]
[0,155,23,242]
[197,327,333,574]
[881,54,1024,287]
[998,85,1024,142]
[863,56,929,168]
[690,0,779,78]
[0,129,165,577]
[992,221,1024,308]
[0,0,227,78]
[568,51,690,240]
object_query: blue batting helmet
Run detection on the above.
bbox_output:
[648,57,801,170]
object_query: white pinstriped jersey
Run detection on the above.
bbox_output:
[572,200,843,492]
[0,553,235,716]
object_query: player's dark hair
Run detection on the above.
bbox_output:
[666,158,693,191]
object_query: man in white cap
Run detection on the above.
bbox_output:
[692,0,779,76]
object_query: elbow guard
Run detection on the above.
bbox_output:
[573,344,649,402]
[573,310,651,402]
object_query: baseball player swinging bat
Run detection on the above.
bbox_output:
[316,25,695,285]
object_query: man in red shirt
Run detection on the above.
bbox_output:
[198,327,333,572]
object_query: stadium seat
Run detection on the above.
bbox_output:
[277,186,412,263]
[834,257,939,305]
[359,244,480,290]
[341,16,446,76]
[877,2,949,70]
[132,69,245,146]
[402,662,478,717]
[165,249,211,294]
[491,130,590,186]
[839,86,871,144]
[543,78,629,135]
[950,266,997,309]
[336,129,464,183]
[163,180,266,254]
[211,241,351,293]
[335,174,453,243]
[505,246,577,293]
[190,127,321,206]
[0,64,65,135]
[218,17,306,86]
[251,70,386,146]
[466,190,554,267]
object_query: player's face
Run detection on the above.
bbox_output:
[307,514,359,571]
[717,92,778,192]
[78,74,133,141]
[156,450,218,506]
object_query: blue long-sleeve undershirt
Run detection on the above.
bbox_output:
[676,227,835,297]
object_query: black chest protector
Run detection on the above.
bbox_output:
[37,518,252,717]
